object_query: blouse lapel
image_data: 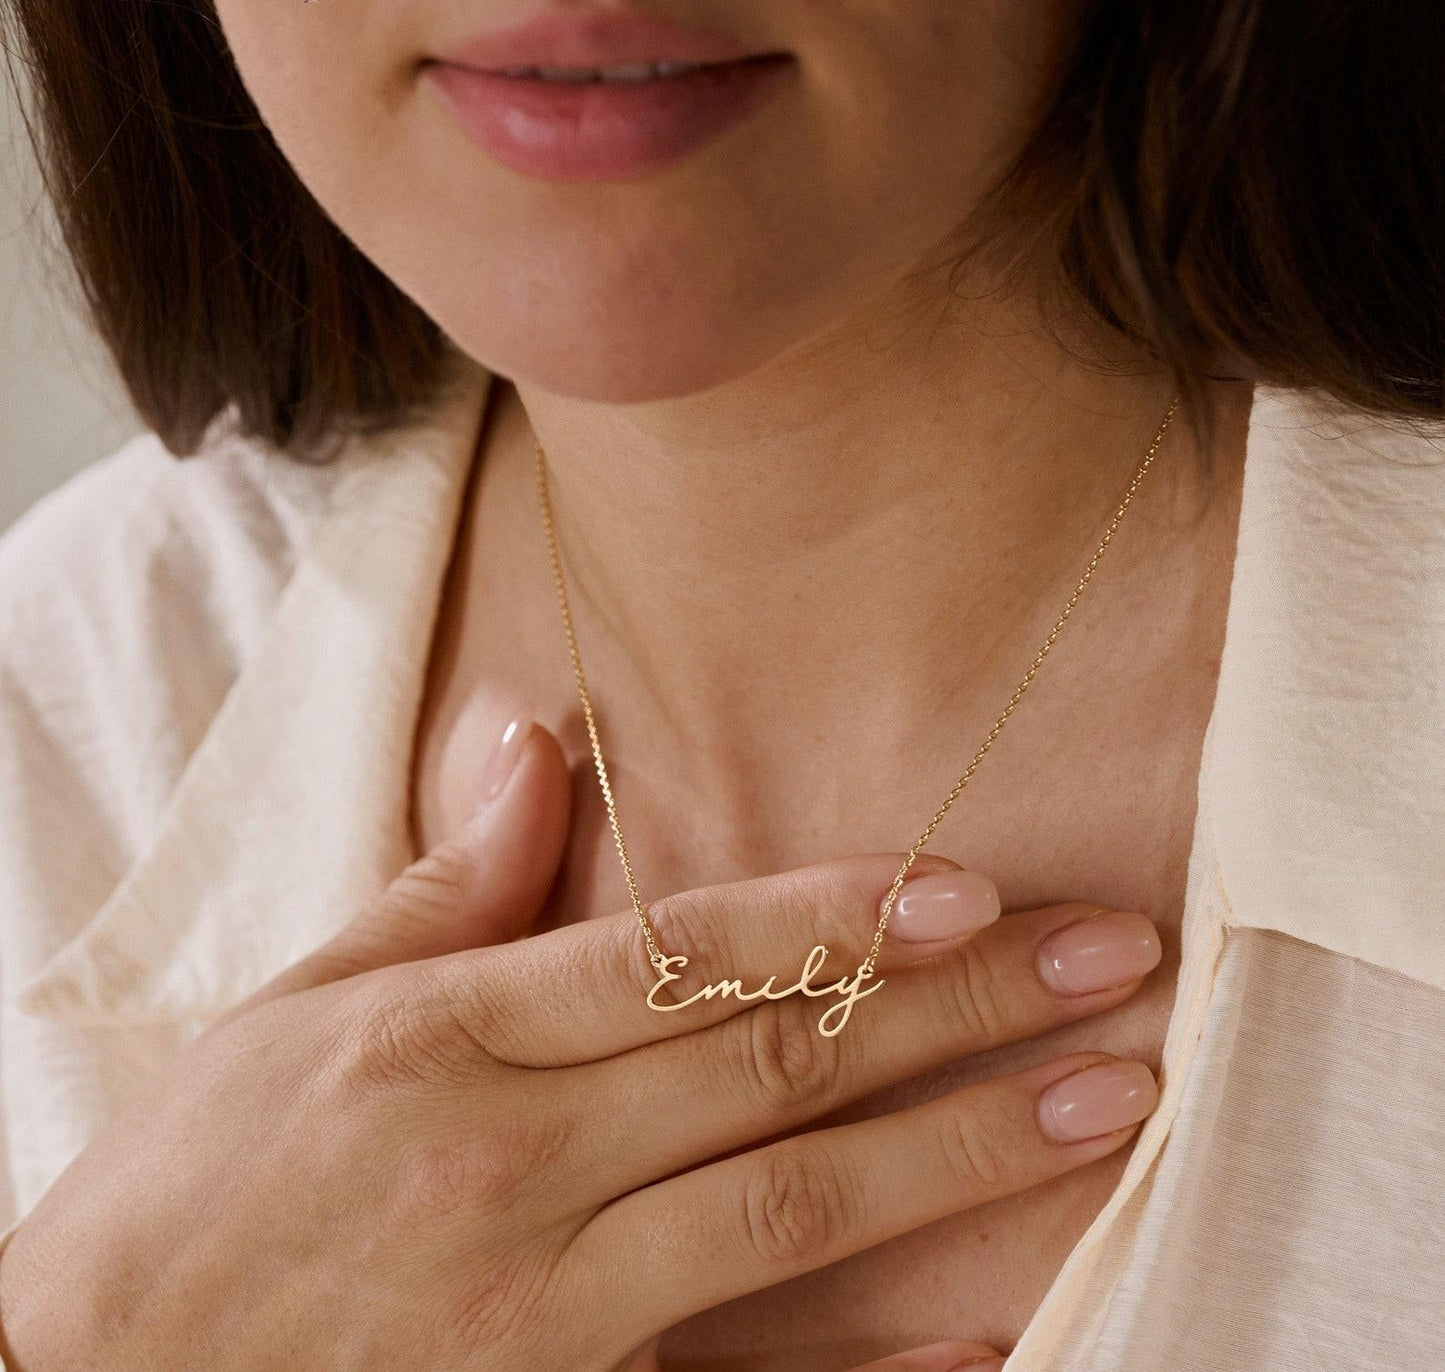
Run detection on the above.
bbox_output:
[1202,385,1445,989]
[18,363,494,1023]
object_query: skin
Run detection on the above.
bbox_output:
[2,1,1257,1367]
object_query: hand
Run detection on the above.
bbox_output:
[0,721,1160,1371]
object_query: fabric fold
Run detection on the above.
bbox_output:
[16,365,494,1024]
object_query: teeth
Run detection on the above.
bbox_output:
[499,60,714,82]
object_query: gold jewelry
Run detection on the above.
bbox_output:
[534,395,1180,1037]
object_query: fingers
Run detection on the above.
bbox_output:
[565,901,1159,1199]
[570,1051,1158,1336]
[440,852,1000,1066]
[219,719,570,1025]
[851,1342,1005,1372]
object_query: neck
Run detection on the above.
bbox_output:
[442,287,1252,879]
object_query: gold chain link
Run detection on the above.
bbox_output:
[533,393,1180,985]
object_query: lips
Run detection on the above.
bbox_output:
[425,55,795,182]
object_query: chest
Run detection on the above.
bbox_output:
[416,667,1203,1367]
[410,422,1234,1365]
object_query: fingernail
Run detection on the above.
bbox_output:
[1035,910,1160,995]
[889,869,1002,942]
[953,1360,1006,1372]
[480,706,534,802]
[1037,1060,1158,1143]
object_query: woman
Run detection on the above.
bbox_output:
[0,2,1440,1368]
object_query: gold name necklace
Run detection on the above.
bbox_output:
[533,395,1179,1037]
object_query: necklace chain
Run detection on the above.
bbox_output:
[533,394,1181,986]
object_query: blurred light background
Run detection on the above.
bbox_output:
[2,60,141,532]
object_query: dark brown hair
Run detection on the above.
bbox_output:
[4,0,1442,463]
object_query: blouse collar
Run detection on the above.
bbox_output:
[19,374,1445,1023]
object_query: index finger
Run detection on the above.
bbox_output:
[432,851,999,1067]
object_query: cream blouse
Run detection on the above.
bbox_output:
[0,363,1442,1370]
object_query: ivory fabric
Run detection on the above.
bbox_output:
[0,361,1442,1370]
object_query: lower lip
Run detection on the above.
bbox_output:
[424,55,795,182]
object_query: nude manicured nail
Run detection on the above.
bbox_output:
[480,706,534,801]
[888,869,1002,942]
[1035,910,1161,995]
[1037,1060,1158,1143]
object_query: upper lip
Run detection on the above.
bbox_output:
[429,8,781,72]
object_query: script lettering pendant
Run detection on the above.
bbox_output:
[646,944,885,1037]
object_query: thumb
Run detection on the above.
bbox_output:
[231,707,571,1017]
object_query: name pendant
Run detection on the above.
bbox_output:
[645,943,885,1037]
